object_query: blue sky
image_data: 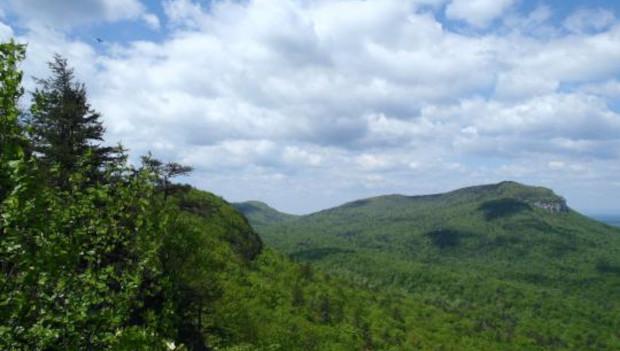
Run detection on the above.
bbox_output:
[1,0,620,214]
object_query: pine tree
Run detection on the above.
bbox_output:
[141,152,193,199]
[26,54,120,187]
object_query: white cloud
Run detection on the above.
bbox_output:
[6,0,148,28]
[5,0,620,213]
[548,160,565,170]
[283,146,323,167]
[581,80,620,98]
[182,139,278,171]
[142,13,160,30]
[356,154,393,171]
[495,71,559,100]
[463,94,620,141]
[0,21,13,40]
[505,5,552,29]
[163,0,207,29]
[564,8,615,33]
[14,26,98,93]
[446,0,516,28]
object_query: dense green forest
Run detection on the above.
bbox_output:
[236,183,620,350]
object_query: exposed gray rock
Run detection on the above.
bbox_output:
[530,199,568,213]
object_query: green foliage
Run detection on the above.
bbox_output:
[426,229,467,249]
[233,201,299,227]
[25,54,122,188]
[0,42,273,350]
[1,166,171,350]
[175,189,263,261]
[158,189,455,351]
[0,43,175,349]
[240,181,620,350]
[479,198,531,220]
[0,41,26,200]
[141,152,193,200]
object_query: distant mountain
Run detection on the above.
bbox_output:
[607,219,620,227]
[593,215,620,228]
[232,200,298,226]
[238,181,620,350]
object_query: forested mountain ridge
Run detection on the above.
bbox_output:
[240,181,568,219]
[233,200,299,227]
[238,181,620,350]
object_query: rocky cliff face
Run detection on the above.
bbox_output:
[488,181,569,214]
[530,199,569,213]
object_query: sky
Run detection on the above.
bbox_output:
[1,0,620,214]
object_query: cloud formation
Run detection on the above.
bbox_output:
[446,0,516,27]
[0,21,13,40]
[3,0,157,29]
[564,8,616,33]
[4,0,620,213]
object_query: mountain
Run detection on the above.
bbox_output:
[176,189,487,350]
[237,181,620,350]
[232,200,298,226]
[593,215,620,228]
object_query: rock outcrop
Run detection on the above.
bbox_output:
[530,199,568,213]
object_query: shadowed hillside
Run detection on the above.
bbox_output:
[233,200,298,227]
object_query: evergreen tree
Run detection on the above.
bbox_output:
[141,152,193,199]
[26,54,120,187]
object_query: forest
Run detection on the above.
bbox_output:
[2,39,620,351]
[237,183,620,350]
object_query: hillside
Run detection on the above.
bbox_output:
[238,181,620,350]
[175,188,544,350]
[594,215,620,228]
[233,200,298,227]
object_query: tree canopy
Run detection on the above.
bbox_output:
[26,54,122,188]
